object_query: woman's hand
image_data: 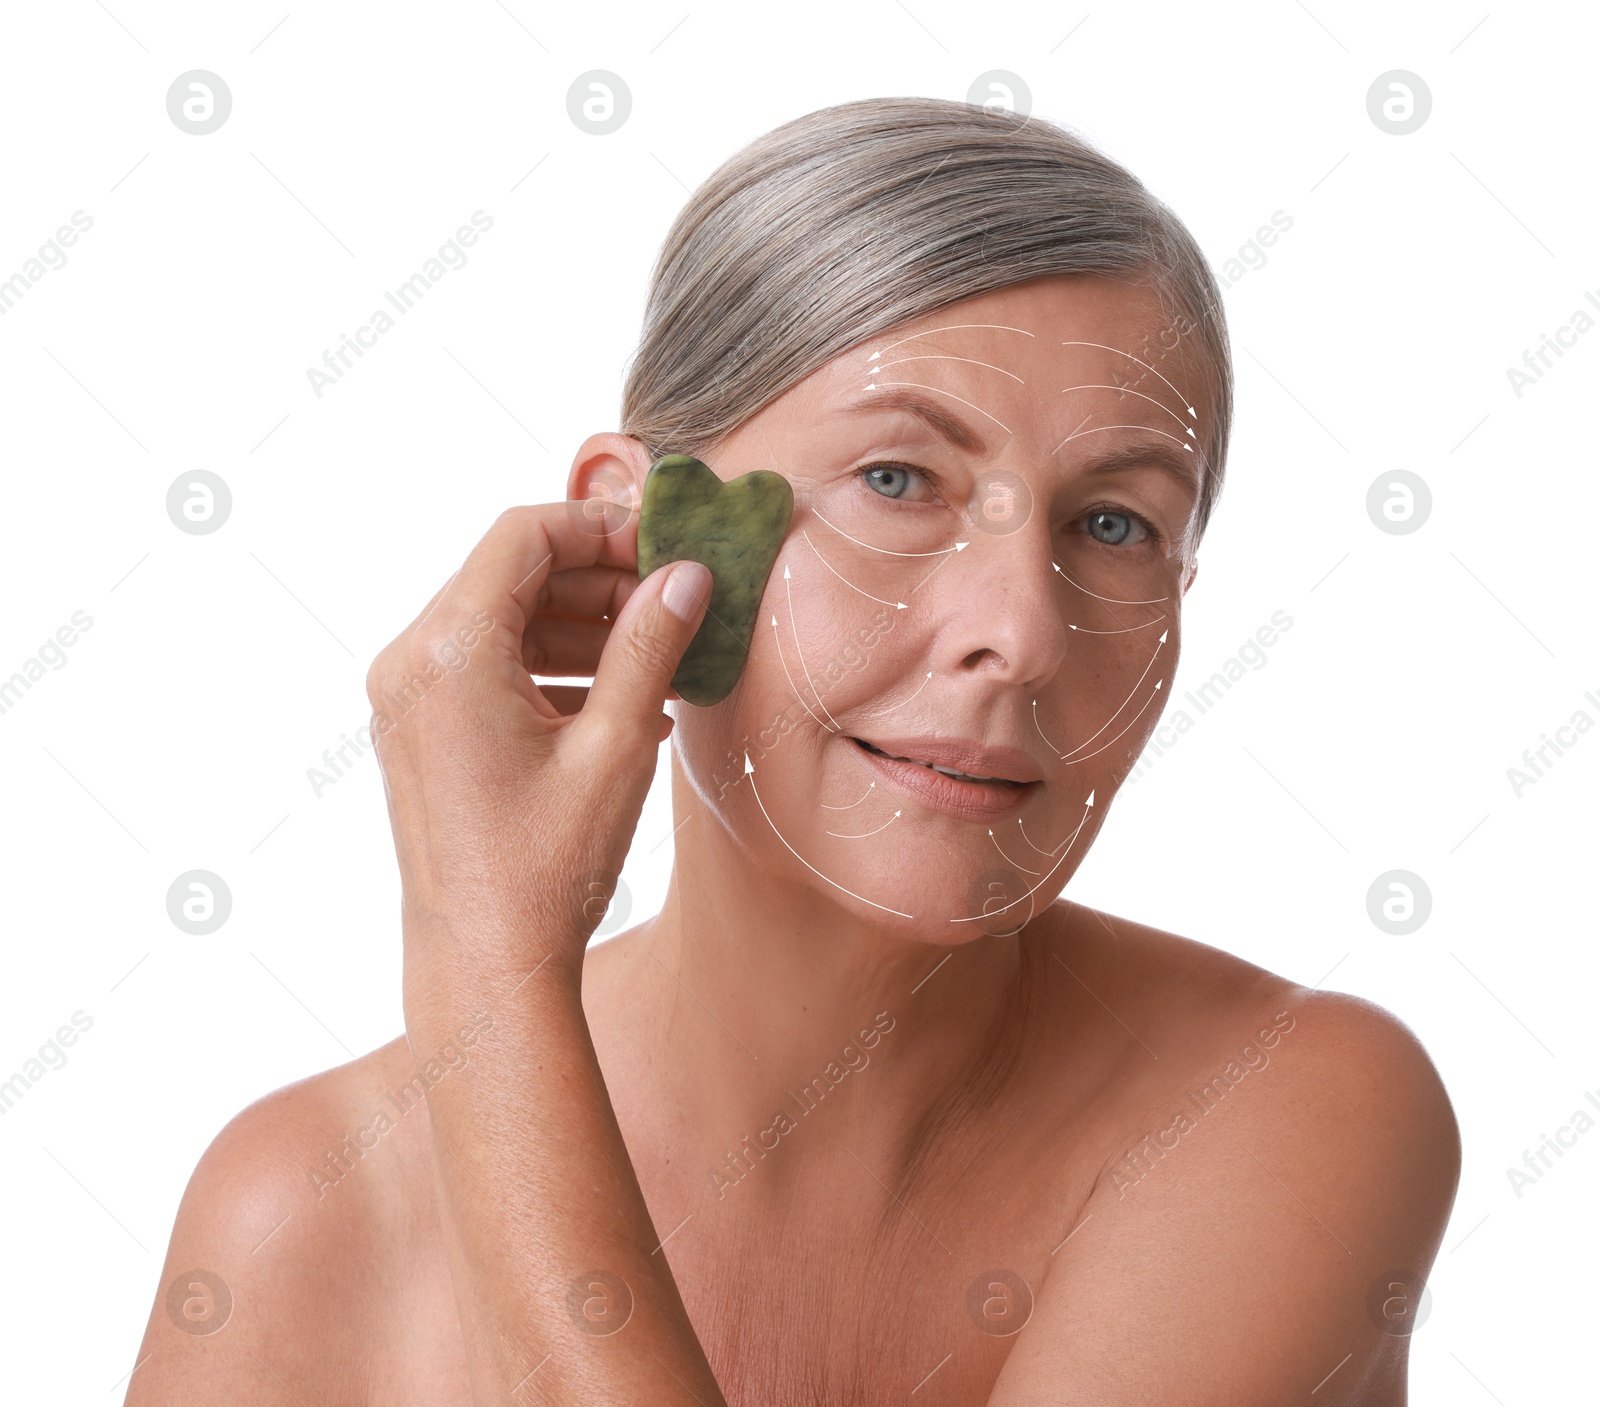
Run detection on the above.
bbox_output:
[366,498,712,1006]
[362,496,727,1405]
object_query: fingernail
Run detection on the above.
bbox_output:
[662,560,712,622]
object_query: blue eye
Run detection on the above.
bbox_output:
[1084,509,1151,547]
[859,463,930,501]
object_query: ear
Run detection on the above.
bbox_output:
[567,432,655,514]
[1181,557,1199,595]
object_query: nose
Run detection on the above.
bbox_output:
[932,521,1069,694]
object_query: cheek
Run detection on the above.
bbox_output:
[755,544,899,719]
[793,481,963,621]
[677,516,1176,783]
[1039,625,1179,780]
[1052,537,1180,635]
[668,551,871,799]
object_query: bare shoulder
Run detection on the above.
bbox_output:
[124,1035,471,1406]
[993,903,1462,1403]
[1051,898,1455,1095]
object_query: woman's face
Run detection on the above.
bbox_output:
[657,273,1210,938]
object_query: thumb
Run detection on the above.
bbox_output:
[580,558,713,746]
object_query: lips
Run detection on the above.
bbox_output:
[849,735,1043,784]
[847,735,1042,819]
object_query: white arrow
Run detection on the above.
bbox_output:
[770,614,834,734]
[746,754,913,918]
[864,379,1011,434]
[1051,559,1170,607]
[1068,615,1168,635]
[820,781,875,811]
[812,508,968,558]
[1051,423,1195,457]
[1032,698,1062,755]
[863,672,931,718]
[1060,682,1164,767]
[1058,632,1168,760]
[1058,341,1197,418]
[786,567,842,731]
[951,791,1094,925]
[868,323,1036,359]
[1057,383,1193,430]
[828,810,901,840]
[802,530,906,608]
[874,352,1025,384]
[909,548,960,597]
[990,829,1041,875]
[1017,815,1071,858]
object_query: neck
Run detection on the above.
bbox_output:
[618,761,1050,1197]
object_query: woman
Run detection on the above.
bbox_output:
[127,96,1460,1405]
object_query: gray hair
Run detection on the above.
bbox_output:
[620,95,1232,554]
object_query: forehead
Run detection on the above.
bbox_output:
[770,274,1213,470]
[875,274,1177,358]
[793,273,1213,427]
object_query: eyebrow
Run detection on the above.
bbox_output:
[839,385,1201,498]
[1076,436,1202,499]
[841,385,989,453]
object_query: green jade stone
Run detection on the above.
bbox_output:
[637,454,794,707]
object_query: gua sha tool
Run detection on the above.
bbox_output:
[637,453,794,706]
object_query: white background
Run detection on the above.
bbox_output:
[0,1,1593,1400]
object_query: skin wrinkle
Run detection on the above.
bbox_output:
[685,285,1196,915]
[863,345,1201,456]
[838,374,1190,659]
[570,277,1224,1400]
[126,195,1455,1398]
[1103,322,1217,567]
[888,930,1049,1215]
[844,336,1201,604]
[697,1176,891,1405]
[876,352,1026,385]
[818,325,1185,792]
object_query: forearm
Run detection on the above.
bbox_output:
[408,926,725,1407]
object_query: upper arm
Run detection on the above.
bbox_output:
[986,989,1461,1406]
[122,1078,383,1405]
